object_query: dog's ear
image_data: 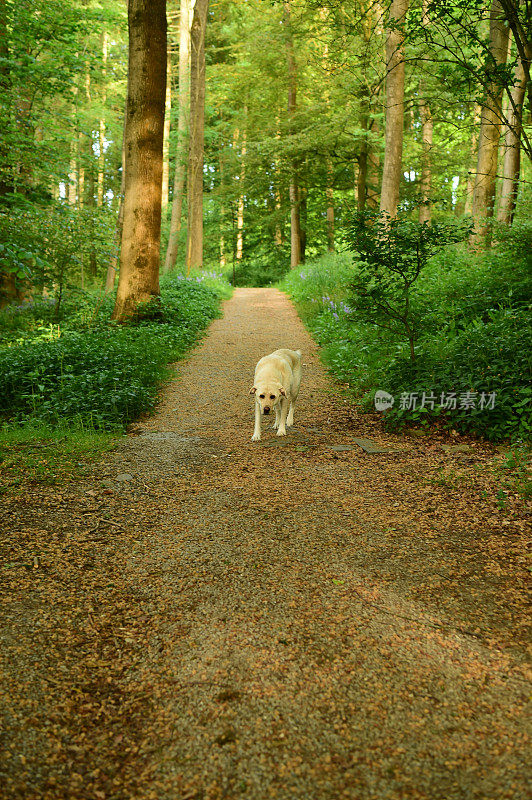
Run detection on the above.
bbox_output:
[249,386,257,394]
[279,387,287,397]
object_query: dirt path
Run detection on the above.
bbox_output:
[1,288,530,800]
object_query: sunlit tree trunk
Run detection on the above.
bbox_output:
[418,97,432,224]
[326,156,334,251]
[236,125,246,263]
[380,0,409,217]
[464,104,481,215]
[165,0,192,272]
[0,0,11,199]
[497,54,527,224]
[284,0,301,268]
[112,0,167,321]
[97,32,108,207]
[274,112,283,247]
[106,100,126,292]
[68,138,77,206]
[161,44,172,216]
[185,0,208,272]
[470,0,509,245]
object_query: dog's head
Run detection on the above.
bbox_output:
[249,384,287,415]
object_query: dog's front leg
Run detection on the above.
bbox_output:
[276,397,289,437]
[251,401,262,441]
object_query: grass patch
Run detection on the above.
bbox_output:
[0,421,117,494]
[0,269,232,491]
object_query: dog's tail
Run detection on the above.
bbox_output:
[296,349,302,357]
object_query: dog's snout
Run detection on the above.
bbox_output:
[263,406,270,414]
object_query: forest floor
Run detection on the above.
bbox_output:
[1,288,530,800]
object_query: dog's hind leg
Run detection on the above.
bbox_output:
[272,406,281,430]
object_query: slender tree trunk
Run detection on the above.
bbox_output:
[497,55,527,224]
[367,116,380,208]
[185,0,208,273]
[87,164,97,276]
[161,44,172,216]
[106,102,127,292]
[379,0,409,218]
[299,183,307,263]
[470,0,510,245]
[112,0,167,321]
[164,0,192,272]
[326,156,334,251]
[274,113,283,247]
[284,0,301,268]
[464,104,481,215]
[236,125,246,263]
[0,0,11,199]
[68,143,77,205]
[97,32,108,207]
[418,96,432,223]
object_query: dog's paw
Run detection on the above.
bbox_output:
[251,433,261,442]
[276,428,287,437]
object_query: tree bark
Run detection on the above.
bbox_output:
[464,104,481,215]
[164,0,192,273]
[0,0,11,199]
[470,0,510,245]
[111,0,167,322]
[418,96,432,224]
[236,125,246,263]
[161,44,172,216]
[97,32,108,207]
[379,0,409,218]
[185,0,208,273]
[497,54,527,224]
[326,156,334,251]
[105,100,127,292]
[284,0,301,268]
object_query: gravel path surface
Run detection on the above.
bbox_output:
[2,288,529,800]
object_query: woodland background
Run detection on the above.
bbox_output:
[0,0,531,465]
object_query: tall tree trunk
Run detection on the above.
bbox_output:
[87,164,97,276]
[299,183,307,263]
[284,0,301,268]
[236,125,246,263]
[274,112,283,247]
[497,54,527,224]
[112,0,167,322]
[379,0,409,218]
[161,44,172,216]
[185,0,208,273]
[470,0,510,245]
[418,96,432,224]
[0,0,11,199]
[97,32,108,207]
[464,104,481,215]
[164,0,192,273]
[106,101,127,292]
[326,156,334,251]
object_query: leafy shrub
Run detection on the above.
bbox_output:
[281,239,532,442]
[0,272,230,429]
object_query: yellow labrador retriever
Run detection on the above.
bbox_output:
[250,349,302,441]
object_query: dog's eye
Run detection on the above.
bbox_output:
[270,395,275,399]
[259,394,265,399]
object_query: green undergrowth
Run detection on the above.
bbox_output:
[280,227,532,445]
[0,421,117,494]
[0,270,231,489]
